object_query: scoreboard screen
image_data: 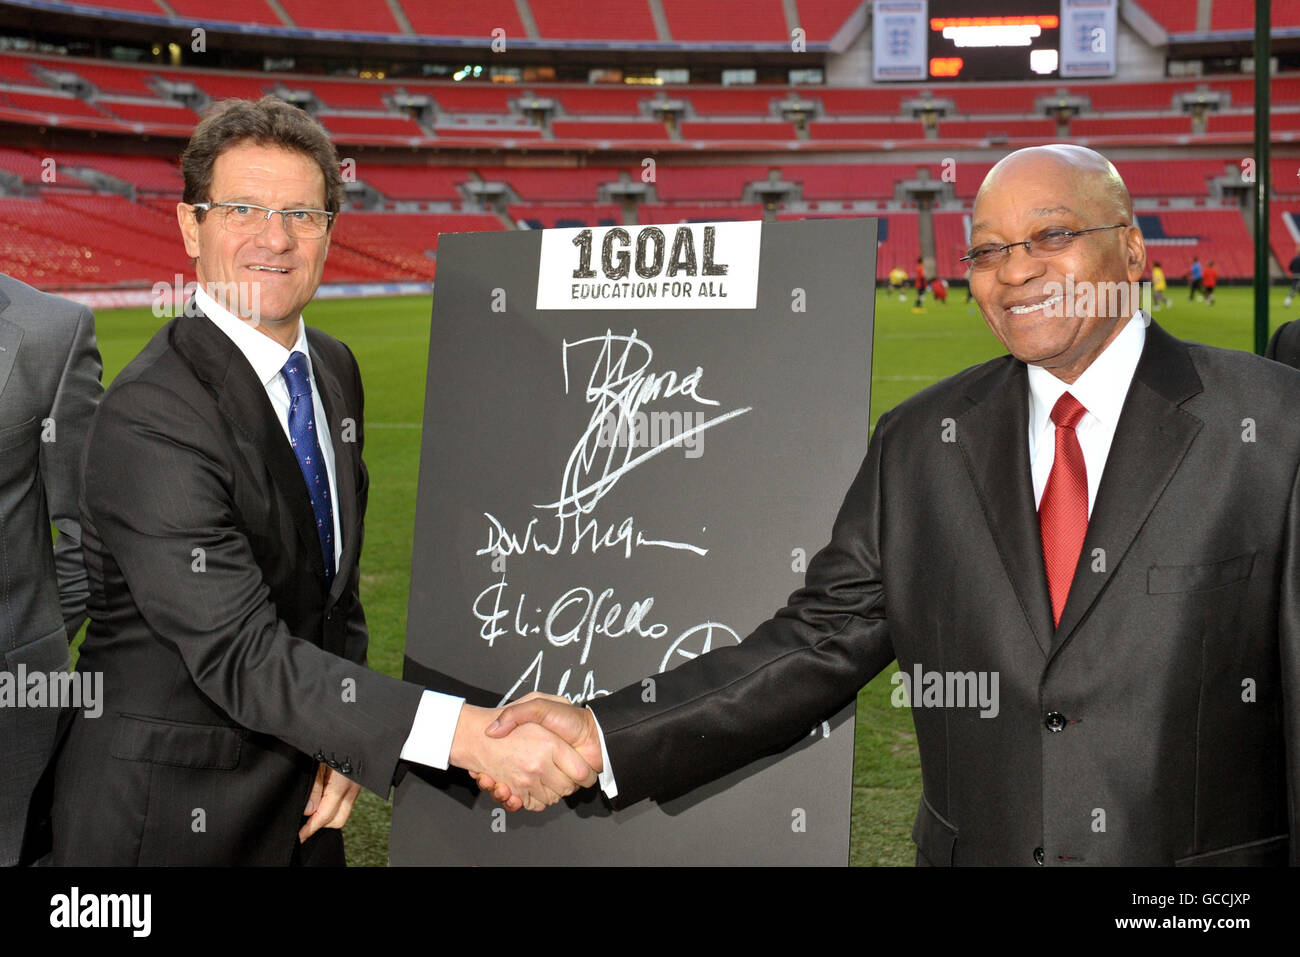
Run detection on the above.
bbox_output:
[926,0,1062,81]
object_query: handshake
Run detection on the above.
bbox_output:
[449,693,603,812]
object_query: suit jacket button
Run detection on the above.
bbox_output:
[1034,846,1045,865]
[340,762,354,774]
[1044,711,1067,732]
[314,751,326,761]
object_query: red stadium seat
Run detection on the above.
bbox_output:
[507,204,622,228]
[1138,0,1198,33]
[794,0,864,43]
[808,120,927,140]
[530,0,658,40]
[677,121,797,140]
[276,0,404,34]
[660,0,788,42]
[551,119,670,140]
[165,0,280,25]
[357,165,470,201]
[402,0,525,37]
[319,114,427,139]
[635,203,764,224]
[1071,115,1194,136]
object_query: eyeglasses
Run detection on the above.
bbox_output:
[960,224,1129,271]
[191,202,334,239]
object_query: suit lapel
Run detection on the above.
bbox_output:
[956,359,1055,657]
[1051,320,1203,653]
[173,311,327,594]
[0,287,21,403]
[306,330,358,611]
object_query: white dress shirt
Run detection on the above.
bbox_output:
[1027,312,1147,515]
[196,286,463,772]
[593,311,1149,799]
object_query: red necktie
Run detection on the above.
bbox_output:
[1040,392,1088,627]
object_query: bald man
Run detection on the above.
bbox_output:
[482,145,1300,866]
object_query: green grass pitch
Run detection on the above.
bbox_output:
[82,282,1285,866]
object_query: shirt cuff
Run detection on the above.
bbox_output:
[590,707,618,800]
[399,691,465,770]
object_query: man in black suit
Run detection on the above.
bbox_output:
[1268,319,1300,367]
[49,97,594,865]
[482,144,1300,865]
[0,274,102,866]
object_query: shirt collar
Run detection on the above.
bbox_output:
[194,285,310,389]
[1027,312,1147,436]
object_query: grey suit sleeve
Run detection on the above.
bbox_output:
[1278,452,1300,866]
[589,411,898,807]
[42,303,103,640]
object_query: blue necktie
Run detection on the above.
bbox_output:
[280,352,335,586]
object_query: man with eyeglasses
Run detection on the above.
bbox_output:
[42,97,595,866]
[480,143,1300,867]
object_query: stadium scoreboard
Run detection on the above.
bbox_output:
[874,0,1117,83]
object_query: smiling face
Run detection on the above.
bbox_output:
[968,146,1146,383]
[178,140,330,345]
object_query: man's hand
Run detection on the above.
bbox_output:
[299,762,361,843]
[450,702,597,812]
[473,693,604,810]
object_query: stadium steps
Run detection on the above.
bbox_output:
[383,0,415,34]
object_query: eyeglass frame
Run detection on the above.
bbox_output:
[959,223,1131,270]
[188,201,335,238]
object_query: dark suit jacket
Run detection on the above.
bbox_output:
[1268,319,1300,368]
[0,275,101,866]
[590,319,1300,866]
[50,310,425,865]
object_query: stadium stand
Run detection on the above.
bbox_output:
[97,99,196,126]
[401,1,526,38]
[276,0,405,34]
[660,0,789,42]
[318,114,426,139]
[677,121,798,140]
[305,81,399,111]
[0,145,90,187]
[508,204,622,229]
[1070,115,1195,137]
[652,165,775,201]
[430,86,517,114]
[164,0,280,27]
[46,151,185,193]
[808,120,927,141]
[794,0,863,43]
[530,0,659,41]
[1109,159,1228,197]
[636,203,766,224]
[682,89,789,115]
[73,0,164,12]
[357,164,469,201]
[937,119,1058,139]
[1136,0,1198,34]
[0,3,1294,290]
[2,90,106,119]
[551,119,670,140]
[551,88,654,115]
